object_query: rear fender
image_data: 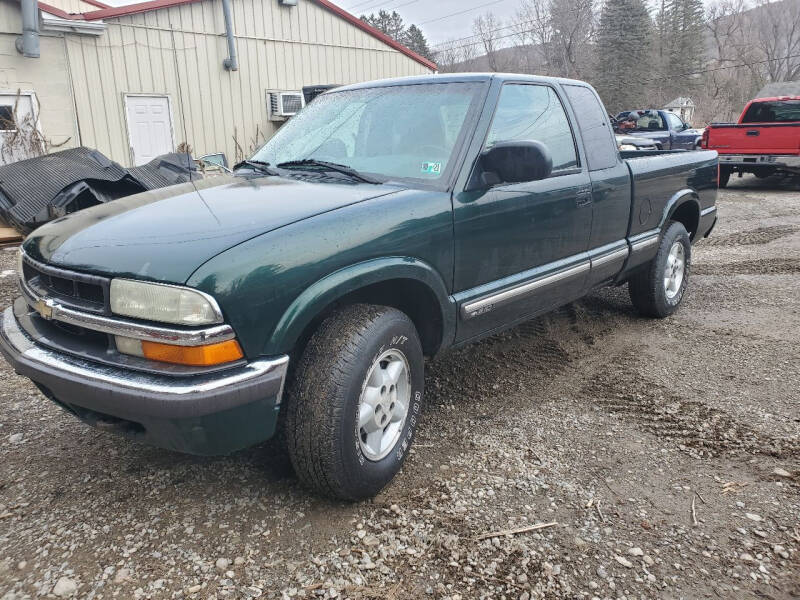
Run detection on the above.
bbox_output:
[265,257,456,356]
[660,189,700,237]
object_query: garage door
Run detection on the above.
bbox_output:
[125,95,174,166]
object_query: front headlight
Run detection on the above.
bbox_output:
[619,144,638,151]
[110,279,223,326]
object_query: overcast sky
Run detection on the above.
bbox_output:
[340,0,523,46]
[105,0,715,49]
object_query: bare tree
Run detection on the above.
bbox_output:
[699,0,761,122]
[697,0,800,123]
[549,0,595,79]
[512,0,595,78]
[433,38,478,72]
[514,0,555,73]
[473,12,506,72]
[751,0,800,82]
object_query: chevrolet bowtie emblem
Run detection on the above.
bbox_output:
[35,298,54,320]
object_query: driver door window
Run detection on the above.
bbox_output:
[666,113,684,130]
[486,85,578,172]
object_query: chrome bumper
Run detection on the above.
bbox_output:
[718,154,800,169]
[0,306,290,455]
[0,306,288,415]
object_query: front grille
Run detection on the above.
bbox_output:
[21,254,110,314]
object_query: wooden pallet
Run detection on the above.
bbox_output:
[0,226,22,244]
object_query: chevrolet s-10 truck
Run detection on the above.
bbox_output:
[0,74,718,500]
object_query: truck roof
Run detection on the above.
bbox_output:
[335,73,592,92]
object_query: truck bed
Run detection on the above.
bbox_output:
[620,149,719,240]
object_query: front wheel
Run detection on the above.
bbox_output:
[628,221,691,318]
[284,304,424,500]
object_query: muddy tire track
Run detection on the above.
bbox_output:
[694,257,800,276]
[425,294,631,409]
[701,225,798,247]
[583,350,800,459]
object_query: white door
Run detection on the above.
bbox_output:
[125,95,174,166]
[0,93,40,166]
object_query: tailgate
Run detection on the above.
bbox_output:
[707,124,800,154]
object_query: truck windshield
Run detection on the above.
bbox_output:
[741,100,800,123]
[250,83,482,184]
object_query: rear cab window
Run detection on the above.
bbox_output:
[562,85,618,171]
[741,100,800,123]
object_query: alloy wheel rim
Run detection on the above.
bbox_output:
[357,349,411,461]
[664,241,686,300]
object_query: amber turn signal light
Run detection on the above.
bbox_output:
[140,339,244,366]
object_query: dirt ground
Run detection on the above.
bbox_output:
[0,174,798,600]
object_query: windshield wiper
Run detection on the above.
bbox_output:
[276,159,382,184]
[234,159,279,176]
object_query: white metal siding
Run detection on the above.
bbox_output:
[64,0,433,165]
[43,0,105,15]
[0,0,79,155]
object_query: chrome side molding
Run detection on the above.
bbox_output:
[630,234,660,254]
[591,247,629,268]
[700,206,717,217]
[462,262,590,320]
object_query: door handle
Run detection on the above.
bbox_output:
[576,189,592,207]
[746,130,760,136]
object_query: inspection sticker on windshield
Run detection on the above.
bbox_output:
[421,162,442,175]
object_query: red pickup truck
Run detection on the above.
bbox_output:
[701,96,800,187]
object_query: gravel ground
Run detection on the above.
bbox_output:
[1,174,799,600]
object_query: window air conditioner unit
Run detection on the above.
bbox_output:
[278,0,298,5]
[268,91,305,121]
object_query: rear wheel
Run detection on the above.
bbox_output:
[628,221,691,318]
[718,166,732,188]
[284,304,424,500]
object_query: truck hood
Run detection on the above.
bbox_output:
[24,175,401,283]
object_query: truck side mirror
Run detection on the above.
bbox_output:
[476,140,553,188]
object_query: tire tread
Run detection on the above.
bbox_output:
[284,304,419,500]
[629,221,691,318]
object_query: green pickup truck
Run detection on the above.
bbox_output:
[0,74,718,500]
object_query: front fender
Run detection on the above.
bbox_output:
[266,257,456,356]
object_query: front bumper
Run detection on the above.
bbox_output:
[718,154,800,171]
[0,307,289,455]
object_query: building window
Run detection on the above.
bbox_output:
[0,106,16,132]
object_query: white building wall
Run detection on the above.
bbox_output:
[64,0,434,165]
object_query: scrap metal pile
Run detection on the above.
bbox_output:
[0,147,199,234]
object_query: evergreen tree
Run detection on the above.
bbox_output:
[361,11,433,61]
[404,25,434,61]
[660,0,706,99]
[361,10,406,42]
[593,0,654,112]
